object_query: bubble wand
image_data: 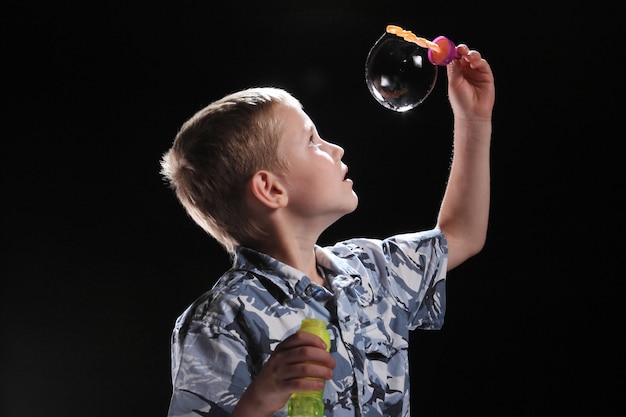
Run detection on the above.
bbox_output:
[385,25,460,66]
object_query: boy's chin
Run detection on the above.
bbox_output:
[343,202,359,216]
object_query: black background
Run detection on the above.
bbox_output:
[3,1,623,416]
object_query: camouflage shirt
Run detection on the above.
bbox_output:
[168,228,448,417]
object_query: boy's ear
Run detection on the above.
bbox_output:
[249,170,288,208]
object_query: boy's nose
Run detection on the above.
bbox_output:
[330,142,344,159]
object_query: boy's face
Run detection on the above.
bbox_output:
[276,103,358,226]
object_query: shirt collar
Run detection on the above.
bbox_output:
[232,246,361,301]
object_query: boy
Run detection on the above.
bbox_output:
[161,43,494,417]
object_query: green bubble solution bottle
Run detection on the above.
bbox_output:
[287,318,331,417]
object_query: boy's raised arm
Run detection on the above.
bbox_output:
[435,44,496,270]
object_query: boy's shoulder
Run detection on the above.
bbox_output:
[180,270,260,318]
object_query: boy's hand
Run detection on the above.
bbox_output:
[232,331,336,417]
[447,44,495,122]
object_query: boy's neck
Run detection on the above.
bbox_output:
[253,240,326,288]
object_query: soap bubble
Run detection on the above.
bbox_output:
[365,32,438,112]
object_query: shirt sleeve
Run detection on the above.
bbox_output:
[330,228,448,331]
[168,307,252,417]
[384,229,448,329]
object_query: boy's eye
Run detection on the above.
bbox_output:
[309,136,319,146]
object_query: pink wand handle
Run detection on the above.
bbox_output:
[427,36,461,66]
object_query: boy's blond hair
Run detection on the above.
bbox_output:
[160,87,302,255]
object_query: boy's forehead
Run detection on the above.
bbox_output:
[277,103,314,134]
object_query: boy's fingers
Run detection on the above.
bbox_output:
[456,43,470,56]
